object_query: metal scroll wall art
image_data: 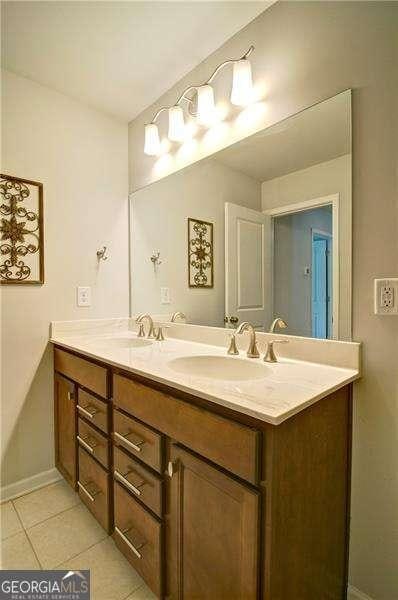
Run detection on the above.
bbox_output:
[0,174,44,284]
[188,218,214,288]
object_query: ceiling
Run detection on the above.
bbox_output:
[214,91,351,182]
[1,1,272,122]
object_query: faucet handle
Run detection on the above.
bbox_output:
[147,323,156,339]
[137,323,145,338]
[155,326,165,341]
[155,325,170,341]
[264,339,289,363]
[227,333,239,355]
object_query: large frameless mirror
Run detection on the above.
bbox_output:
[130,90,352,340]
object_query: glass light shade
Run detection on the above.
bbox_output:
[231,58,253,106]
[168,106,185,142]
[144,123,160,156]
[197,84,216,126]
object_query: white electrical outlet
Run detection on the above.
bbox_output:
[77,286,91,307]
[374,278,398,315]
[160,287,171,304]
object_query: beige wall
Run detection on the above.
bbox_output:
[128,3,398,598]
[1,71,129,491]
[131,160,260,326]
[262,154,351,340]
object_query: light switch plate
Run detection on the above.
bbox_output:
[160,287,171,304]
[77,286,91,307]
[374,278,398,315]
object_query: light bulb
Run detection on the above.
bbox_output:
[168,106,185,142]
[231,58,253,106]
[197,84,216,126]
[144,123,160,156]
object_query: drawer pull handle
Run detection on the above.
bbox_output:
[78,481,100,503]
[114,470,145,497]
[114,431,145,453]
[77,435,97,454]
[78,405,98,419]
[114,526,145,559]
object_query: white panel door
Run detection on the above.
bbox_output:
[225,202,271,329]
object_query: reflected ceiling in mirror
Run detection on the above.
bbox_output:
[130,90,352,340]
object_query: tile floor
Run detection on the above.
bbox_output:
[0,480,156,600]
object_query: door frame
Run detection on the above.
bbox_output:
[263,193,339,339]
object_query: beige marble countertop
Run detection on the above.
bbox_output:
[50,319,360,425]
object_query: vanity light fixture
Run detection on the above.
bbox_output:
[143,45,255,155]
[168,105,185,142]
[231,58,253,106]
[144,123,161,156]
[196,84,216,126]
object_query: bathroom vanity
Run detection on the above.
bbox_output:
[51,320,360,600]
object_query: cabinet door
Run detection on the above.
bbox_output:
[168,445,259,600]
[54,373,77,488]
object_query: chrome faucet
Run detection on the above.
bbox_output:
[170,311,186,323]
[136,313,155,338]
[269,317,288,333]
[235,322,260,358]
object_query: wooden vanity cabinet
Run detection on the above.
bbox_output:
[167,444,260,600]
[113,446,163,517]
[54,348,108,398]
[78,447,110,531]
[54,346,352,600]
[114,481,163,597]
[77,417,110,469]
[54,373,77,488]
[54,347,113,534]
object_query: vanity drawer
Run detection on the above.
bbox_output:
[54,348,108,398]
[78,447,110,532]
[113,374,260,484]
[114,446,163,518]
[78,418,109,470]
[113,409,163,474]
[77,388,109,435]
[113,482,162,598]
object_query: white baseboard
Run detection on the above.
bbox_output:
[348,585,374,600]
[1,467,62,502]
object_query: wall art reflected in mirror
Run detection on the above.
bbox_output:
[130,90,351,340]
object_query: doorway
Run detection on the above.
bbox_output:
[266,197,338,339]
[311,229,332,338]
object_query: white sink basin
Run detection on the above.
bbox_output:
[168,355,270,381]
[88,337,152,349]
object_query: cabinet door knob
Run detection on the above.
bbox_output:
[167,461,175,478]
[67,391,74,401]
